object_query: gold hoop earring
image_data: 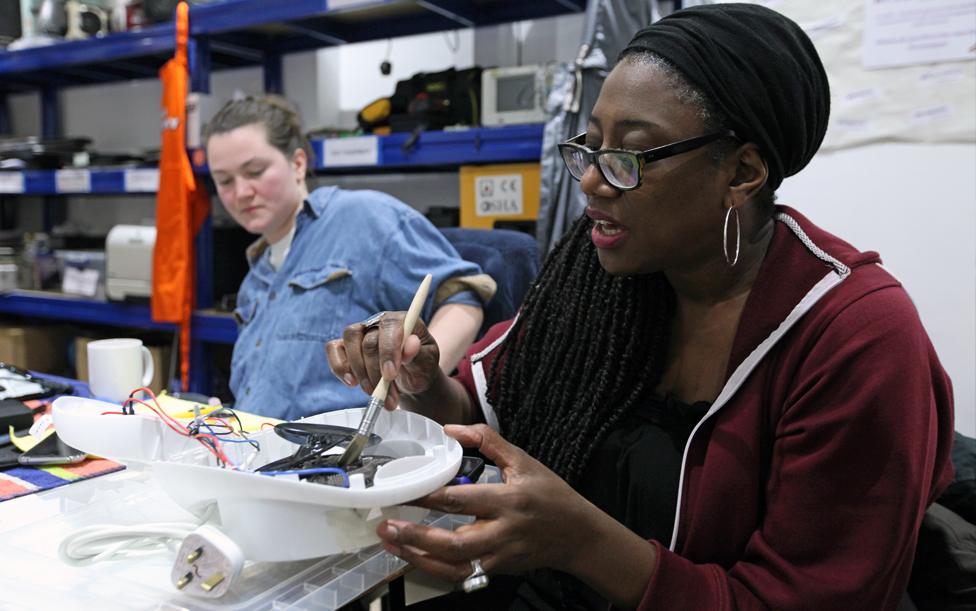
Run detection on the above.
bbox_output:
[723,206,740,267]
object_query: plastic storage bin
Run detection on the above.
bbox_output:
[0,469,489,610]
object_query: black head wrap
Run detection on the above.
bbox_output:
[620,3,830,191]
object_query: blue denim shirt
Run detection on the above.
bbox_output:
[231,186,485,420]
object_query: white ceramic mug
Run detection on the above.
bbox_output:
[87,338,155,402]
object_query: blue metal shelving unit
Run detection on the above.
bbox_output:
[0,291,237,343]
[0,25,175,92]
[2,124,544,189]
[0,0,583,391]
[0,0,585,92]
[190,123,546,173]
[315,124,545,170]
[0,168,159,194]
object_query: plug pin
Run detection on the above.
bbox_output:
[176,572,194,589]
[200,572,226,592]
[186,546,203,563]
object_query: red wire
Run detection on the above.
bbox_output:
[194,432,235,467]
[110,388,236,468]
[206,416,237,434]
[123,397,192,438]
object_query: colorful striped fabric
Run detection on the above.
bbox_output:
[0,458,125,502]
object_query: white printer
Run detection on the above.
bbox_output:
[105,224,156,300]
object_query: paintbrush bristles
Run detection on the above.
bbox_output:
[338,436,367,468]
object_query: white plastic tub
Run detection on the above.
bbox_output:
[52,397,463,561]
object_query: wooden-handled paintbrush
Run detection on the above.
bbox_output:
[337,273,432,468]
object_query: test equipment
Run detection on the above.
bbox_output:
[481,64,550,126]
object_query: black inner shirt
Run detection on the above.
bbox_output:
[512,394,711,611]
[410,395,710,611]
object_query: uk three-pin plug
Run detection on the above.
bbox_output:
[170,525,245,598]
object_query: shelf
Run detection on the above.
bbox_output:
[0,168,159,195]
[190,123,545,174]
[0,290,237,344]
[316,124,545,170]
[0,24,176,92]
[0,124,543,193]
[0,0,585,92]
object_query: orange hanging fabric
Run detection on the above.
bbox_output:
[152,1,210,390]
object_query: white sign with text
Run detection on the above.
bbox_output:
[62,267,100,298]
[0,172,24,194]
[475,174,524,217]
[864,0,976,69]
[55,169,92,193]
[124,169,160,192]
[323,136,379,167]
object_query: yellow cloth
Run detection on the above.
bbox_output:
[8,426,53,452]
[152,392,281,433]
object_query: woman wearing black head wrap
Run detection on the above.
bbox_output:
[328,4,954,610]
[620,2,830,192]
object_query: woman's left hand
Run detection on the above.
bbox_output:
[376,424,598,582]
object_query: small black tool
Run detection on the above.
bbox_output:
[256,423,381,473]
[272,422,381,449]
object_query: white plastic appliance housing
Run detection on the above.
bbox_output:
[52,396,463,561]
[105,224,155,300]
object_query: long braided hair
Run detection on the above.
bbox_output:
[486,215,675,485]
[485,50,778,485]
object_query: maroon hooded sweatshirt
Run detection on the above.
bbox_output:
[454,206,955,610]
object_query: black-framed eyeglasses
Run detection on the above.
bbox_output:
[557,130,737,191]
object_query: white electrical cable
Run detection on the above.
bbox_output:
[58,505,216,567]
[58,522,200,567]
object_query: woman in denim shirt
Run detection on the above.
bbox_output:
[204,96,494,420]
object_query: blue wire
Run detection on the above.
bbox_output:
[259,467,350,487]
[199,422,233,436]
[210,436,257,444]
[198,422,261,450]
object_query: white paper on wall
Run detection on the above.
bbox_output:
[863,0,976,69]
[716,0,975,150]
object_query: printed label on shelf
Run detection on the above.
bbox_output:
[328,0,372,8]
[123,168,160,192]
[62,267,100,298]
[0,172,25,194]
[475,174,524,217]
[55,169,92,193]
[323,136,379,167]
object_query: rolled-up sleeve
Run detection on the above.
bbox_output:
[378,214,495,319]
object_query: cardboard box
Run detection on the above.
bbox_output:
[459,163,540,229]
[0,325,70,374]
[74,337,171,395]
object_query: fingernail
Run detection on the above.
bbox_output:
[384,523,399,540]
[343,374,355,386]
[383,542,402,557]
[382,361,396,380]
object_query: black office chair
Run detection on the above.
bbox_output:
[439,227,541,339]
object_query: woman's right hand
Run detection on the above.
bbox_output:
[326,311,442,410]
